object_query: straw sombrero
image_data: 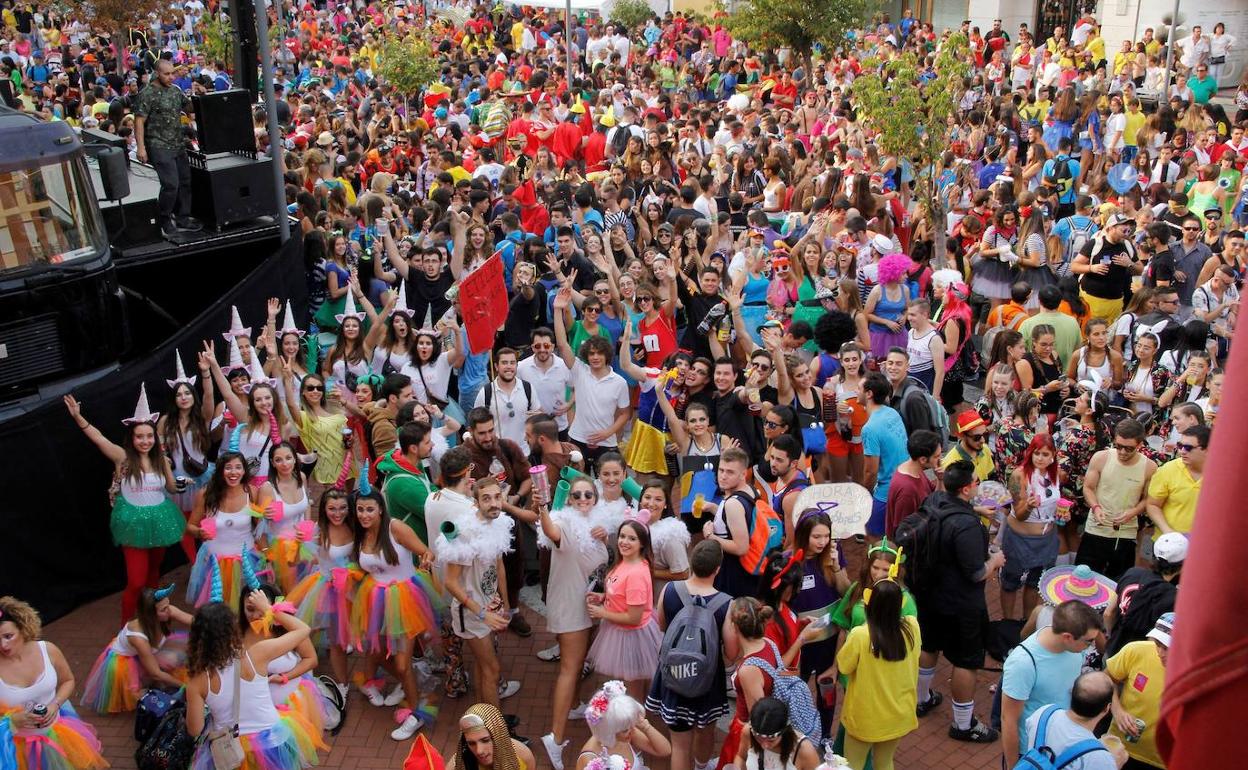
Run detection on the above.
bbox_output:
[1037,564,1116,609]
[791,483,874,540]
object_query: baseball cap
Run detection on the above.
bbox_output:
[870,234,893,253]
[1154,532,1188,564]
[957,410,988,434]
[1146,612,1175,647]
[1105,212,1131,228]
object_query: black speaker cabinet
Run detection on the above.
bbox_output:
[193,89,255,154]
[190,153,276,229]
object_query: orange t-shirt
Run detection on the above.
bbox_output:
[604,559,653,628]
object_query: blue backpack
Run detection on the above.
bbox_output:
[1012,705,1108,770]
[744,639,821,742]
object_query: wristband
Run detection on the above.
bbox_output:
[278,674,289,685]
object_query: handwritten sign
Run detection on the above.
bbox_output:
[792,484,874,539]
[459,253,509,354]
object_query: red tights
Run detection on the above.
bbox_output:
[121,546,166,621]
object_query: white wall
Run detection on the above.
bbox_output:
[966,0,1034,34]
[1098,0,1248,88]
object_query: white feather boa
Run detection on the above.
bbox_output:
[648,517,691,565]
[435,512,515,566]
[538,507,610,565]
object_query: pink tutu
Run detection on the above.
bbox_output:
[587,617,663,681]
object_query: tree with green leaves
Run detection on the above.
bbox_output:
[852,33,970,260]
[376,33,442,107]
[609,0,652,33]
[726,0,868,71]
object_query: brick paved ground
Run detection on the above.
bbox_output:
[50,539,1006,770]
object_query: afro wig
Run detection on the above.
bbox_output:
[814,310,857,354]
[877,253,913,285]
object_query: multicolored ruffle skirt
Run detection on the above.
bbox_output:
[187,547,271,611]
[190,706,325,770]
[287,567,359,651]
[349,571,442,656]
[79,632,189,713]
[262,535,317,595]
[274,675,329,736]
[0,703,108,770]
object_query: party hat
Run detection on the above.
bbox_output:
[392,282,416,318]
[335,290,366,324]
[226,336,246,375]
[418,304,436,335]
[222,305,252,341]
[167,349,197,389]
[122,383,160,425]
[279,301,305,338]
[244,350,278,391]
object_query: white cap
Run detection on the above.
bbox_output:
[1154,532,1188,564]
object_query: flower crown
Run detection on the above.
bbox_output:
[584,754,631,770]
[584,680,626,726]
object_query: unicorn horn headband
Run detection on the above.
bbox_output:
[279,301,306,338]
[122,383,160,425]
[167,349,197,389]
[391,281,416,318]
[222,304,251,342]
[335,290,366,325]
[153,583,177,601]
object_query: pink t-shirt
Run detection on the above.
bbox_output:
[604,560,653,628]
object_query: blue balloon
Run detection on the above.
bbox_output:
[1042,125,1063,153]
[1107,163,1139,195]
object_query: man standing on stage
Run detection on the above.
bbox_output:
[134,58,203,238]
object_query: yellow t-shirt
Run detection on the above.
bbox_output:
[1086,36,1106,64]
[297,409,351,485]
[943,442,995,484]
[1106,641,1166,768]
[1124,110,1146,147]
[836,616,921,743]
[1146,459,1201,539]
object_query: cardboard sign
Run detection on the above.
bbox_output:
[460,253,509,354]
[791,483,874,539]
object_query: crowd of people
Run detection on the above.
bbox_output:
[0,2,1239,770]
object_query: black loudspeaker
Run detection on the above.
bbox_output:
[193,89,254,154]
[190,153,276,228]
[96,147,130,201]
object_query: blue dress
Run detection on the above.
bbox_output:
[741,271,771,344]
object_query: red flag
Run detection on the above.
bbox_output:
[459,253,508,355]
[1157,336,1248,767]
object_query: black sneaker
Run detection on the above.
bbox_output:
[160,220,179,238]
[916,691,943,717]
[508,613,532,637]
[175,216,204,232]
[949,718,999,743]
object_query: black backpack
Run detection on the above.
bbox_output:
[610,125,632,158]
[134,703,195,770]
[894,491,961,591]
[134,687,183,744]
[1044,157,1074,198]
[483,380,534,414]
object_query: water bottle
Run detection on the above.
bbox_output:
[489,457,506,485]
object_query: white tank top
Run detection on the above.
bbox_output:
[269,482,308,539]
[1027,470,1059,524]
[371,346,411,374]
[110,625,149,656]
[316,540,355,574]
[206,497,254,557]
[237,426,275,479]
[331,356,370,387]
[171,427,209,478]
[906,328,939,372]
[358,523,415,584]
[1075,346,1113,384]
[120,471,168,506]
[205,653,280,736]
[0,642,57,715]
[266,649,302,705]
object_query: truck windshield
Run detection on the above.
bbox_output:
[0,152,106,273]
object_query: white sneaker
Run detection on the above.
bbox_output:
[336,682,349,700]
[390,714,423,741]
[536,644,561,662]
[498,680,521,700]
[383,684,406,707]
[360,681,385,707]
[541,733,568,770]
[567,701,589,720]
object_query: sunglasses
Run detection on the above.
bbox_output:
[1114,443,1139,453]
[570,490,596,500]
[304,384,324,392]
[764,420,785,429]
[1176,443,1199,453]
[583,307,601,314]
[637,296,654,303]
[1183,226,1202,232]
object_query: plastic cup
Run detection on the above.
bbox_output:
[1101,735,1124,753]
[200,518,217,540]
[529,465,550,506]
[816,676,837,709]
[294,520,316,542]
[1056,498,1074,522]
[692,493,706,519]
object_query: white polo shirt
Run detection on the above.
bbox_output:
[517,354,574,431]
[474,377,535,456]
[567,359,630,447]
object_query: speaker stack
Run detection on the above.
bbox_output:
[189,89,275,229]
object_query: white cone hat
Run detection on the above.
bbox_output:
[392,281,416,318]
[335,291,365,324]
[226,336,246,374]
[166,349,197,388]
[279,301,305,338]
[122,383,160,425]
[222,305,251,341]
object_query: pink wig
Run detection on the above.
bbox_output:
[877,253,912,285]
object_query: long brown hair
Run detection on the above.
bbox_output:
[135,587,172,644]
[865,579,914,661]
[353,491,399,566]
[123,422,167,487]
[162,383,210,458]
